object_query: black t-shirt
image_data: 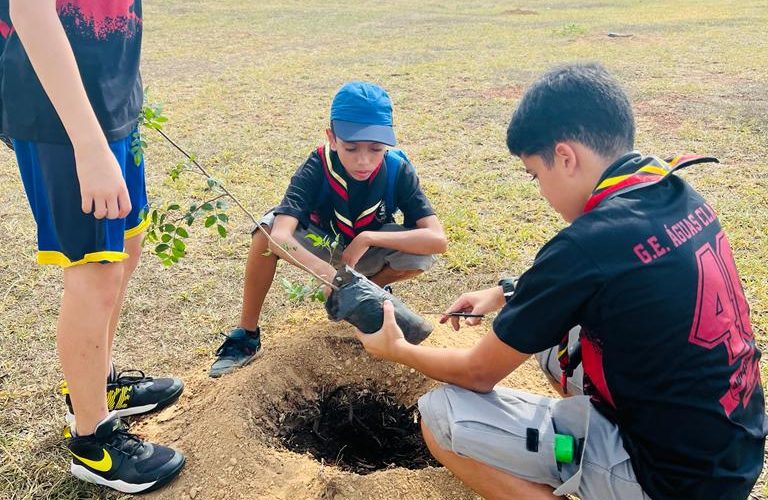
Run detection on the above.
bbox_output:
[274,149,435,232]
[494,153,766,500]
[0,0,143,143]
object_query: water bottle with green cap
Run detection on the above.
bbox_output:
[554,433,575,463]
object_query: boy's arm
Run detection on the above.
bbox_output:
[355,301,528,392]
[10,0,130,219]
[341,215,447,267]
[269,214,337,286]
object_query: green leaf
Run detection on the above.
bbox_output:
[169,163,183,181]
[161,233,172,243]
[171,247,185,258]
[217,213,229,223]
[305,233,323,247]
[161,223,176,233]
[204,215,217,228]
[175,227,189,238]
[173,239,186,251]
[155,243,170,253]
[217,224,227,238]
[280,277,294,292]
[167,204,180,211]
[151,210,158,224]
[201,203,214,211]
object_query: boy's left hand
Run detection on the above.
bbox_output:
[341,232,371,268]
[355,300,406,361]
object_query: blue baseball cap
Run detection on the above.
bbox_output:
[330,81,396,146]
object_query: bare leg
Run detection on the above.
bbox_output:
[58,262,124,435]
[105,233,143,377]
[239,231,278,331]
[369,265,422,287]
[421,420,562,500]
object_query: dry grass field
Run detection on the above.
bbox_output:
[1,1,766,498]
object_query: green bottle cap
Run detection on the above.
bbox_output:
[554,433,575,463]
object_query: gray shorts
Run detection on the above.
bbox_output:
[418,328,651,500]
[255,212,437,278]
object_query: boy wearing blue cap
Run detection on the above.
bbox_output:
[210,81,447,377]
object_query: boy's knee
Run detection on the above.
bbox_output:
[250,227,273,251]
[64,262,124,307]
[389,267,423,279]
[417,386,454,451]
[420,418,448,462]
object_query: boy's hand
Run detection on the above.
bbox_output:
[354,300,406,361]
[440,286,506,331]
[75,145,131,219]
[341,232,371,268]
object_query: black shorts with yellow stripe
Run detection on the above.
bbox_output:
[12,129,149,268]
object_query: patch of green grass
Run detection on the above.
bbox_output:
[553,23,589,37]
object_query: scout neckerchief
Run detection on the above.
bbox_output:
[583,153,719,213]
[557,152,719,393]
[318,143,388,243]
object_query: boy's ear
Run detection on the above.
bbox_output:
[554,142,578,175]
[325,128,337,150]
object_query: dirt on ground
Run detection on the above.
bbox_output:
[134,318,556,500]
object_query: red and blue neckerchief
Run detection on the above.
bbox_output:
[317,143,388,243]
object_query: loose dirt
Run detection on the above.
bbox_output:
[135,320,556,500]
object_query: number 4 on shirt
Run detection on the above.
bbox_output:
[689,231,760,416]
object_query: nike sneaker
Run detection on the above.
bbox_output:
[62,368,184,427]
[67,412,185,493]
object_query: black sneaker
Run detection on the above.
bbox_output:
[63,369,184,427]
[209,327,262,378]
[383,284,394,294]
[68,413,185,493]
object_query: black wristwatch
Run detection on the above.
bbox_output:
[498,278,518,303]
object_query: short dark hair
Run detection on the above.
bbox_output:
[506,63,635,164]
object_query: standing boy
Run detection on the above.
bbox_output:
[1,0,184,493]
[355,64,766,499]
[210,81,447,377]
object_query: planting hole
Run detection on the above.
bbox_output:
[278,384,439,474]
